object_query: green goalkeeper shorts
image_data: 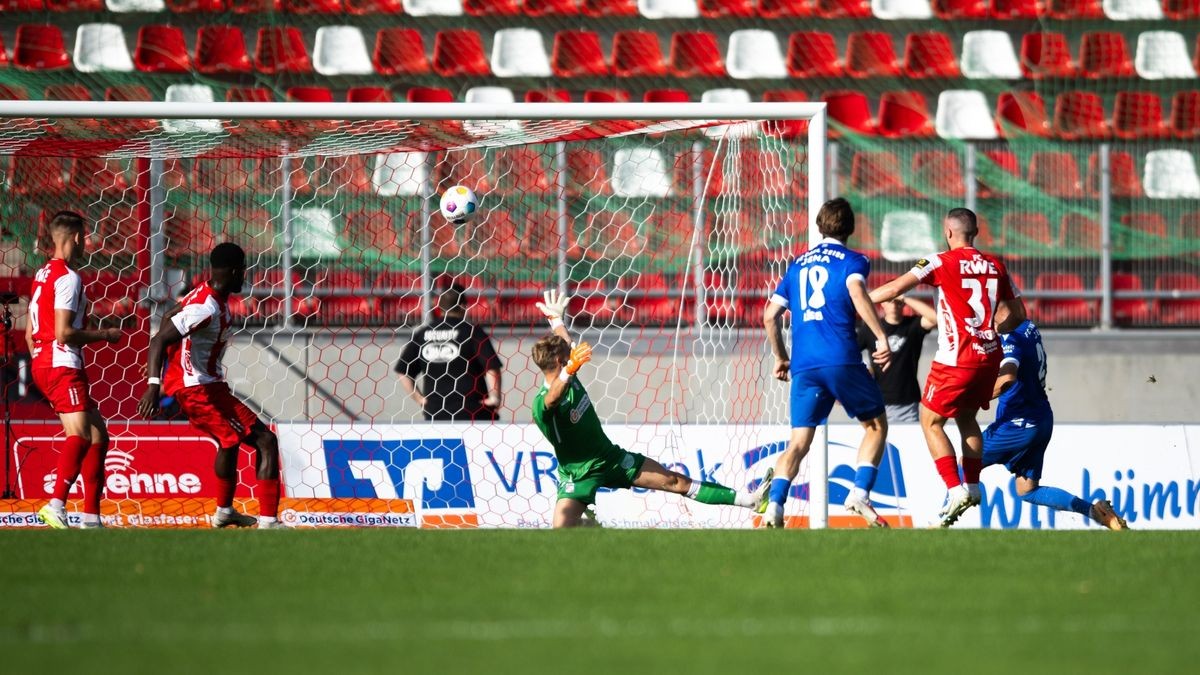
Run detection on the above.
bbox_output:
[556,450,646,505]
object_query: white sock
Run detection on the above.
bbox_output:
[850,487,868,502]
[217,506,234,515]
[49,498,65,511]
[685,480,701,499]
[734,491,757,508]
[81,513,100,524]
[258,516,277,526]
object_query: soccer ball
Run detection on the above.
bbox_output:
[439,185,478,224]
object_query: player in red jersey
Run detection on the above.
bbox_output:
[26,211,122,529]
[137,243,286,529]
[870,208,1027,526]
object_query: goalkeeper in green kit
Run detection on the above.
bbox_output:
[530,290,771,528]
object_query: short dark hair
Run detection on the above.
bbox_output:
[48,211,85,234]
[815,198,855,240]
[946,208,978,237]
[210,242,247,269]
[532,335,570,373]
[438,283,466,314]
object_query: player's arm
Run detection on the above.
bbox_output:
[24,314,33,354]
[763,300,789,381]
[536,289,573,343]
[849,278,891,371]
[395,340,426,407]
[397,373,426,408]
[137,311,203,419]
[992,361,1019,399]
[484,369,502,409]
[903,295,938,330]
[542,343,591,410]
[994,297,1027,334]
[53,275,119,346]
[869,272,921,305]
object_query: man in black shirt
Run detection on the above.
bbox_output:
[856,295,936,422]
[396,284,503,421]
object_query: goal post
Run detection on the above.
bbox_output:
[0,101,834,529]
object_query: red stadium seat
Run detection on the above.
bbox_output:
[787,32,842,78]
[525,89,570,102]
[973,214,1001,249]
[315,155,372,194]
[14,25,71,71]
[10,157,66,195]
[1120,212,1169,258]
[1079,32,1134,78]
[552,30,608,77]
[167,0,228,10]
[287,86,333,102]
[1164,0,1200,17]
[229,0,282,12]
[434,148,489,193]
[195,25,252,74]
[1034,273,1095,325]
[1047,0,1101,17]
[345,0,402,10]
[815,0,870,16]
[877,91,932,138]
[996,91,1051,137]
[195,158,260,193]
[612,31,665,77]
[135,25,191,73]
[644,89,690,102]
[0,35,6,69]
[1059,212,1098,254]
[0,85,27,100]
[760,0,812,15]
[933,0,986,17]
[464,0,521,13]
[345,211,406,260]
[347,86,391,102]
[1169,91,1200,139]
[433,30,490,77]
[669,31,724,78]
[581,0,636,14]
[1003,212,1054,254]
[823,90,876,137]
[977,149,1020,198]
[848,151,906,196]
[741,148,805,197]
[762,90,809,138]
[1113,92,1166,140]
[991,0,1043,17]
[1053,92,1110,140]
[1020,32,1075,79]
[495,147,552,196]
[522,210,581,258]
[846,31,899,78]
[1029,151,1083,198]
[69,157,129,196]
[1154,273,1200,325]
[584,89,629,103]
[47,0,102,7]
[1086,151,1142,198]
[525,0,580,15]
[566,148,609,196]
[45,84,92,100]
[913,151,965,198]
[0,0,44,8]
[285,0,342,10]
[902,32,959,79]
[255,26,311,74]
[374,29,430,76]
[700,0,753,14]
[1109,273,1150,326]
[1179,212,1200,245]
[467,211,522,259]
[672,148,723,196]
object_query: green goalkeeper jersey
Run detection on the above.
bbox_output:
[532,376,624,475]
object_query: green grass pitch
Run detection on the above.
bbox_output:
[2,530,1198,674]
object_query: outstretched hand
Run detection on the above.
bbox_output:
[536,290,571,321]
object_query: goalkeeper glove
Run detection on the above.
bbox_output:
[536,289,570,328]
[565,342,592,376]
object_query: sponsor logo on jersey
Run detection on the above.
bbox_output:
[569,391,592,424]
[959,258,999,275]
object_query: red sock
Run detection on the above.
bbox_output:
[934,455,962,489]
[257,478,280,518]
[216,476,237,509]
[51,435,90,502]
[962,456,983,484]
[80,442,106,515]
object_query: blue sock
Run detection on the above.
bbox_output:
[769,477,791,506]
[853,463,879,494]
[1020,486,1092,516]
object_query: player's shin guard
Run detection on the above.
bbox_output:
[686,481,738,506]
[80,442,107,516]
[851,462,878,500]
[768,477,791,506]
[1019,486,1091,516]
[257,478,280,518]
[934,455,962,489]
[51,435,90,504]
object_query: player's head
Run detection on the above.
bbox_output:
[944,208,979,247]
[438,283,467,319]
[883,296,906,322]
[47,211,86,261]
[209,242,247,294]
[532,334,571,375]
[815,198,855,242]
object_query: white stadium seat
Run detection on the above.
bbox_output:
[1143,150,1200,199]
[637,0,699,18]
[872,0,932,19]
[612,147,672,198]
[881,211,937,262]
[1103,0,1163,19]
[1135,32,1197,80]
[106,0,165,10]
[401,0,462,15]
[373,153,431,197]
[701,89,756,139]
[726,30,787,80]
[464,86,520,136]
[313,26,374,76]
[961,31,1022,79]
[291,208,342,260]
[74,24,134,73]
[491,28,552,77]
[163,84,222,135]
[935,90,998,139]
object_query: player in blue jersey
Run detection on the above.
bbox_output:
[977,320,1127,529]
[761,198,894,528]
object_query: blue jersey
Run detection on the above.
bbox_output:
[771,239,870,373]
[995,320,1053,423]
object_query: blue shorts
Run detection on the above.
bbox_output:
[983,416,1053,480]
[790,364,885,428]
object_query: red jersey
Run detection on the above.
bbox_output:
[909,247,1017,368]
[162,282,232,396]
[29,258,86,370]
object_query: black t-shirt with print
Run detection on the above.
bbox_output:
[857,316,931,406]
[396,317,503,421]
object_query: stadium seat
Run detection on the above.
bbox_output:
[1120,212,1169,257]
[1135,31,1197,80]
[1058,212,1099,254]
[1164,0,1200,17]
[1113,92,1166,139]
[582,0,637,14]
[196,25,252,74]
[566,148,609,196]
[990,0,1042,17]
[849,151,906,196]
[1034,273,1095,325]
[313,26,374,75]
[881,211,935,262]
[464,0,520,12]
[3,0,45,7]
[1029,151,1084,198]
[287,86,333,102]
[1179,212,1200,250]
[913,151,964,197]
[669,31,724,78]
[672,147,723,196]
[70,157,130,196]
[525,0,580,14]
[1079,32,1134,78]
[314,155,372,196]
[107,0,164,10]
[10,157,66,195]
[1154,273,1200,325]
[492,28,552,77]
[163,84,221,134]
[463,86,517,135]
[727,29,787,79]
[961,30,1022,79]
[1020,32,1075,79]
[374,29,430,76]
[403,0,463,13]
[1047,0,1102,16]
[106,84,152,101]
[872,0,931,17]
[1002,212,1054,254]
[877,90,933,137]
[700,0,752,14]
[466,211,522,258]
[433,29,490,76]
[15,25,71,71]
[1103,0,1162,18]
[165,0,222,7]
[195,158,259,193]
[816,0,870,16]
[936,90,998,139]
[977,149,1020,197]
[285,0,342,10]
[1086,150,1143,198]
[824,90,877,136]
[495,147,552,195]
[902,32,959,79]
[229,0,282,12]
[134,25,191,73]
[346,0,402,10]
[645,88,689,102]
[256,26,311,74]
[996,91,1051,137]
[760,0,813,15]
[1170,91,1200,139]
[74,24,134,73]
[612,31,666,77]
[0,85,28,100]
[846,31,899,78]
[1053,92,1110,139]
[612,147,671,197]
[638,0,698,16]
[552,30,608,77]
[1109,273,1151,326]
[373,152,430,196]
[525,88,570,102]
[585,89,629,102]
[45,84,92,100]
[762,90,809,138]
[787,32,841,78]
[1143,149,1200,198]
[932,0,985,16]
